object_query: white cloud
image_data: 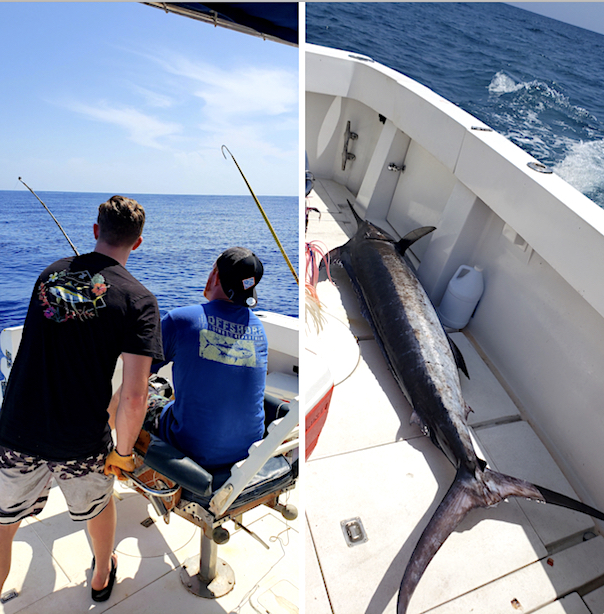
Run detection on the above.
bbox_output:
[149,53,298,120]
[130,85,175,109]
[66,100,182,149]
[194,66,297,118]
[197,121,294,161]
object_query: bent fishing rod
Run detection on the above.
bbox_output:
[18,177,80,256]
[221,146,299,285]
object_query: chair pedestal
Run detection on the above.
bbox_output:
[131,427,298,599]
[180,529,235,598]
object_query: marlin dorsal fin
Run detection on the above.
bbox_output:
[346,199,364,225]
[396,226,436,255]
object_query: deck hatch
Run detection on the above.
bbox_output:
[341,517,368,547]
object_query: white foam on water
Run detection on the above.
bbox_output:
[554,139,604,196]
[488,71,520,95]
[488,72,571,108]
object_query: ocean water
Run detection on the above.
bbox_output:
[306,2,604,207]
[0,191,299,334]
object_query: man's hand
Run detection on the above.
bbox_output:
[104,449,135,480]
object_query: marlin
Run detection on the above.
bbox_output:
[49,285,92,305]
[327,201,604,614]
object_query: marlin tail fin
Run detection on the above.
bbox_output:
[397,466,604,613]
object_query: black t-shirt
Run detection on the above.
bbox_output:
[0,252,164,460]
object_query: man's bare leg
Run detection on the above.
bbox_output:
[0,521,21,594]
[87,497,117,591]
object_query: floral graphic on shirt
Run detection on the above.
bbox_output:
[38,269,110,323]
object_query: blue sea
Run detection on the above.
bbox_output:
[306,2,604,207]
[0,191,299,335]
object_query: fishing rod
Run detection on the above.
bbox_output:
[221,146,299,285]
[18,177,80,256]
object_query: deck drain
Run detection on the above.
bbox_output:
[341,517,368,547]
[141,517,155,528]
[1,590,18,604]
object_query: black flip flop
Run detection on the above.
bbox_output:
[91,555,118,602]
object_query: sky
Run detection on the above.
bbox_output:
[509,2,604,36]
[1,2,601,198]
[0,3,299,196]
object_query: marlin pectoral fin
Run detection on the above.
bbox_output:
[396,226,436,256]
[448,335,470,379]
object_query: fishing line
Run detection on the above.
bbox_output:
[221,146,299,285]
[18,177,80,256]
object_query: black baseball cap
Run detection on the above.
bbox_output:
[216,247,264,307]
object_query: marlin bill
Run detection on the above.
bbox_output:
[325,201,604,614]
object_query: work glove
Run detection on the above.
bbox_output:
[104,449,135,480]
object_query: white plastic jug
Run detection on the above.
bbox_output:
[437,265,484,330]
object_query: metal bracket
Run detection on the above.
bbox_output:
[122,471,180,498]
[342,120,358,171]
[527,161,553,174]
[233,518,270,549]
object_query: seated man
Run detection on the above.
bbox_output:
[147,247,268,470]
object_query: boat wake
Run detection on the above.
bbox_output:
[483,71,604,205]
[554,139,604,202]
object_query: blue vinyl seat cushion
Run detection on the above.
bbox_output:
[144,435,213,497]
[143,435,295,512]
[182,454,294,509]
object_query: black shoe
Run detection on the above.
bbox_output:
[91,555,117,602]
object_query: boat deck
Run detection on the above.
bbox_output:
[305,177,604,614]
[1,472,299,614]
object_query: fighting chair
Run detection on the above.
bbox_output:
[123,393,299,598]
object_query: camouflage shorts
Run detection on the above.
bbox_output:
[0,444,114,524]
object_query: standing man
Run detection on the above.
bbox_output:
[149,247,267,470]
[0,196,163,603]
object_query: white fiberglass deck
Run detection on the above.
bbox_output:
[1,473,299,614]
[305,178,604,614]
